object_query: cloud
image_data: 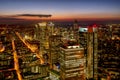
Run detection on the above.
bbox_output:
[16,14,52,17]
[0,14,52,24]
[0,14,52,22]
[0,17,25,20]
[0,14,52,19]
[0,16,27,24]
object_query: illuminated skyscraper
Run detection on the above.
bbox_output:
[86,25,98,80]
[79,25,98,80]
[60,46,86,80]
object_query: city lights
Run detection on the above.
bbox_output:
[0,0,120,80]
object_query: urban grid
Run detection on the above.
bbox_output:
[0,0,120,80]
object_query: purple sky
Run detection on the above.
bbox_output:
[0,0,120,21]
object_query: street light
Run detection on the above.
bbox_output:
[0,41,5,52]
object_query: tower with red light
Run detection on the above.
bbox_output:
[86,24,98,80]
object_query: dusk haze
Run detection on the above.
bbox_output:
[0,0,120,22]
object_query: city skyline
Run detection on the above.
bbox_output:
[0,0,120,22]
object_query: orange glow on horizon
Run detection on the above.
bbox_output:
[5,13,120,21]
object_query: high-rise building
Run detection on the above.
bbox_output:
[86,25,98,80]
[59,47,86,80]
[49,35,62,70]
[79,25,98,80]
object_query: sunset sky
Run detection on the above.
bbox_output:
[0,0,120,21]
